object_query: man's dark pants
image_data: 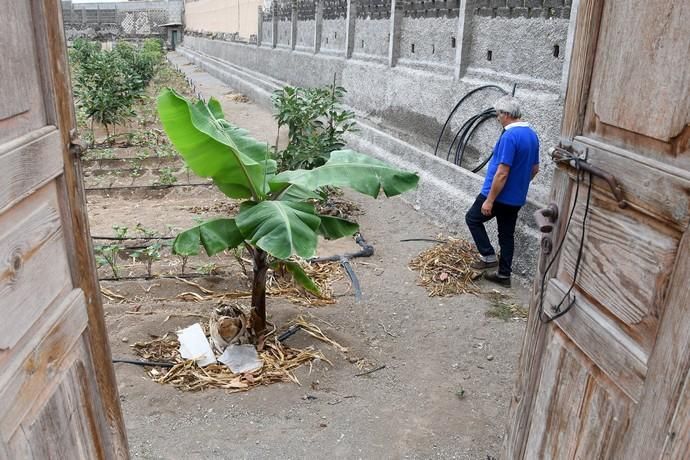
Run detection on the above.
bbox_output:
[465,194,521,277]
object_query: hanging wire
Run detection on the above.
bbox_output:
[537,156,594,323]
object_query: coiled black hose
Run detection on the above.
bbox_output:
[435,84,517,173]
[433,84,508,158]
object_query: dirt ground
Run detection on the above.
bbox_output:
[86,53,529,459]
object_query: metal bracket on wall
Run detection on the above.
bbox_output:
[549,145,628,209]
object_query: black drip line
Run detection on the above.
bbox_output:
[537,155,593,324]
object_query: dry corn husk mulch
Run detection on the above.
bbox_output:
[132,315,345,392]
[175,260,345,307]
[409,237,482,297]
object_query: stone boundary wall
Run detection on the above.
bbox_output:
[61,1,183,41]
[180,0,577,277]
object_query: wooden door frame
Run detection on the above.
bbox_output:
[33,0,128,456]
[506,0,690,457]
[503,0,605,456]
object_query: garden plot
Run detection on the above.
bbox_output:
[80,53,530,458]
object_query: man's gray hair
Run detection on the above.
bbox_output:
[494,96,522,119]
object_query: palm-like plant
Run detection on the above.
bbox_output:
[157,89,419,340]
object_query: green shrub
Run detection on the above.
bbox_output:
[272,84,356,171]
[70,39,164,141]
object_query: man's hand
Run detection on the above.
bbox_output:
[481,199,493,216]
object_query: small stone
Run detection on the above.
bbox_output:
[487,355,494,361]
[121,337,129,343]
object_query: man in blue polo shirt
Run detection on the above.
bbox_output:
[465,96,539,287]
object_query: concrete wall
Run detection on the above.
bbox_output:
[185,0,263,40]
[61,1,183,41]
[296,19,316,50]
[352,18,390,62]
[179,0,577,277]
[321,19,346,53]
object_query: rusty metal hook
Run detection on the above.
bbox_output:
[549,146,628,209]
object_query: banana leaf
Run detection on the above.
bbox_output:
[270,150,419,198]
[157,88,275,199]
[172,218,244,256]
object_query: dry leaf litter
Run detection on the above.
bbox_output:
[409,237,481,297]
[175,261,344,307]
[132,314,346,392]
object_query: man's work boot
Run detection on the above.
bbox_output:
[484,271,511,288]
[470,259,498,271]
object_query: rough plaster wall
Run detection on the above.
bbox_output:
[296,19,316,49]
[321,19,346,52]
[468,16,569,85]
[276,19,292,47]
[187,36,345,89]
[261,19,272,43]
[183,34,561,200]
[352,19,390,60]
[399,17,456,68]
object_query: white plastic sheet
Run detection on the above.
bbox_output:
[177,323,216,367]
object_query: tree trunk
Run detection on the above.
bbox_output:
[250,248,269,336]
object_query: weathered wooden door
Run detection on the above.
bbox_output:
[505,0,690,458]
[0,0,128,458]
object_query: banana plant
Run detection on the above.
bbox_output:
[157,88,419,338]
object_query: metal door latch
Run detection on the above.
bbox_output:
[69,128,84,158]
[550,145,628,209]
[534,203,559,233]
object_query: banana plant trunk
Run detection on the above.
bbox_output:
[250,248,269,336]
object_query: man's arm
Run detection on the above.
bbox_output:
[481,164,510,216]
[530,164,539,181]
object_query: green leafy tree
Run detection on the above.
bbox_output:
[272,84,356,171]
[157,89,418,339]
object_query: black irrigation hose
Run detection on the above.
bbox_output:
[434,84,508,157]
[277,325,301,342]
[308,233,374,263]
[112,358,175,368]
[537,157,593,323]
[92,236,175,241]
[447,108,495,162]
[436,84,518,173]
[99,273,215,282]
[309,233,372,302]
[340,258,362,302]
[85,183,213,192]
[452,108,500,172]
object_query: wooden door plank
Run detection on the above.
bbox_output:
[503,168,573,458]
[620,232,690,458]
[0,0,47,143]
[588,0,690,142]
[662,364,690,458]
[23,360,99,460]
[0,183,73,351]
[574,137,690,231]
[545,279,647,402]
[0,128,63,215]
[0,289,87,440]
[560,0,605,140]
[37,0,128,455]
[525,330,631,459]
[556,186,678,353]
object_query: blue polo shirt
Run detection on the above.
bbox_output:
[480,122,539,206]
